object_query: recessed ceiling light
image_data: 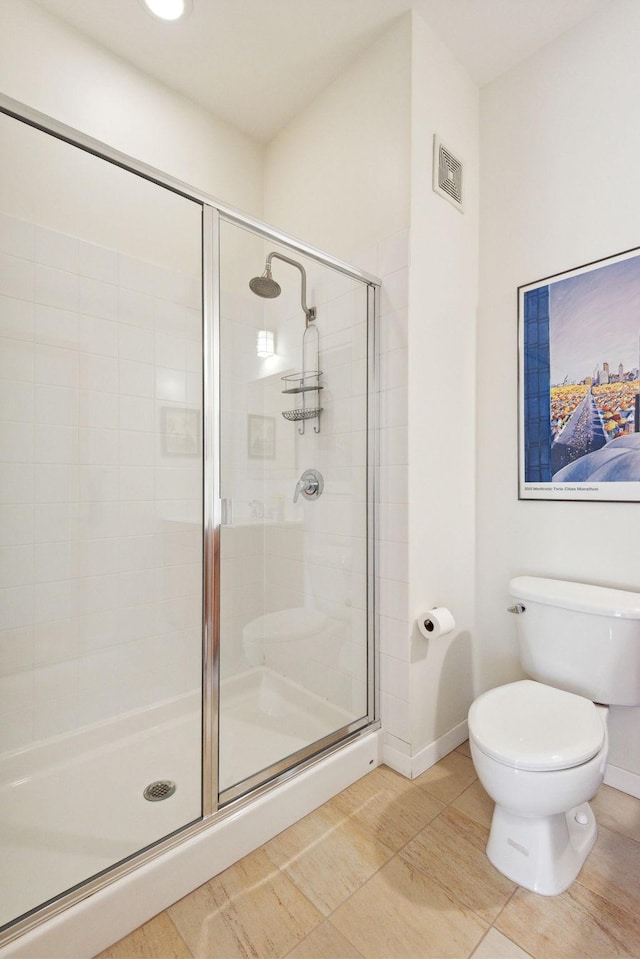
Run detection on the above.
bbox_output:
[140,0,192,21]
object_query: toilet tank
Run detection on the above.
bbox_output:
[509,576,640,706]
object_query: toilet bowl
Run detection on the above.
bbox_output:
[468,680,608,895]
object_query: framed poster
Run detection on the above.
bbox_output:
[519,247,640,501]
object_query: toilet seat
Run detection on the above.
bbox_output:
[469,680,604,772]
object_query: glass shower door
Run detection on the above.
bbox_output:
[0,112,204,930]
[217,217,372,801]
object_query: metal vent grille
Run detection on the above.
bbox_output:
[433,136,464,212]
[143,780,176,802]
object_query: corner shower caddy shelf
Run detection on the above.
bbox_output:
[281,319,323,434]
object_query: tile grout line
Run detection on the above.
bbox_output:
[309,773,496,954]
[165,908,197,959]
[491,881,520,924]
[260,839,350,958]
[235,763,480,951]
[395,772,525,946]
[595,821,640,846]
[269,778,413,947]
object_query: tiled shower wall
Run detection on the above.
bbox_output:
[0,212,203,752]
[218,239,369,716]
[262,271,368,714]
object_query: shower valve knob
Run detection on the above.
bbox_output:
[293,468,324,503]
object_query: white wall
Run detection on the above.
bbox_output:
[264,15,411,263]
[478,0,640,786]
[0,0,264,216]
[406,13,479,761]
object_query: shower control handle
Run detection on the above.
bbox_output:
[293,468,324,503]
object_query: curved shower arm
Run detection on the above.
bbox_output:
[266,251,317,325]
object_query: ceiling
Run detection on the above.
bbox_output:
[33,0,610,142]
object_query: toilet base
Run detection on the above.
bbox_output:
[486,801,597,896]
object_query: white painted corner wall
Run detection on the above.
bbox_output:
[0,0,264,217]
[263,14,412,263]
[477,0,640,784]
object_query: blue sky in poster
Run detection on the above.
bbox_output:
[549,253,640,384]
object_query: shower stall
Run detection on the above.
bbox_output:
[0,96,379,950]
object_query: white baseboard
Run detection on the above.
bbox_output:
[381,741,412,777]
[382,719,469,779]
[604,762,640,800]
[408,719,469,778]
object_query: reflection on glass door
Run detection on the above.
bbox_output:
[0,113,203,929]
[217,218,371,800]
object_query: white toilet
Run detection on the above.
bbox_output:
[468,575,640,896]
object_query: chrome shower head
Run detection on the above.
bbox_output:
[249,265,281,299]
[249,252,316,325]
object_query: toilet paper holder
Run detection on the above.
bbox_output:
[417,606,456,640]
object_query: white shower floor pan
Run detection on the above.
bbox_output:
[219,667,358,792]
[1,667,357,932]
[0,692,202,931]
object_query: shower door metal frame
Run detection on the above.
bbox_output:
[202,205,221,816]
[0,92,381,946]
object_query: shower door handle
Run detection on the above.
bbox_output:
[220,498,233,525]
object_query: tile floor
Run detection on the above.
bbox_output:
[96,743,640,959]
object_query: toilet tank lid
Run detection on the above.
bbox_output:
[509,576,640,619]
